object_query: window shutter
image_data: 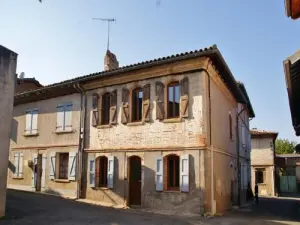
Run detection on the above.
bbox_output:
[142,84,150,122]
[180,77,189,118]
[68,152,77,181]
[56,105,64,131]
[110,90,118,125]
[242,124,245,146]
[49,152,56,179]
[25,111,32,134]
[180,154,189,192]
[31,109,39,134]
[19,153,24,178]
[41,154,46,188]
[89,156,96,187]
[64,103,73,131]
[107,156,114,189]
[155,82,165,120]
[92,94,99,127]
[121,88,130,124]
[14,152,19,176]
[32,153,38,188]
[155,157,163,191]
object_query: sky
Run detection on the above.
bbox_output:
[1,0,299,142]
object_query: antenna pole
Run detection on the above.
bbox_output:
[92,18,115,51]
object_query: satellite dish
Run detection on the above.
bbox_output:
[19,72,25,79]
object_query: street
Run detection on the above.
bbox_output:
[1,190,299,225]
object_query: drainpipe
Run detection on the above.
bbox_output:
[74,83,86,199]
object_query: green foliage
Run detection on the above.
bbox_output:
[295,144,300,154]
[275,139,297,154]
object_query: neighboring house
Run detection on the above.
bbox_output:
[283,50,300,136]
[8,45,254,215]
[251,129,278,196]
[16,77,43,94]
[0,45,17,217]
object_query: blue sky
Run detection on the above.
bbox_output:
[1,0,299,141]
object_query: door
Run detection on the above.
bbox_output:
[129,156,141,206]
[35,154,43,191]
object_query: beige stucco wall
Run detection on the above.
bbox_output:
[251,166,274,196]
[0,46,17,217]
[251,137,275,166]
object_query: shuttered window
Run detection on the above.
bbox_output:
[167,83,180,118]
[101,93,110,125]
[13,152,23,177]
[56,103,73,132]
[164,154,180,191]
[25,109,39,135]
[132,88,143,122]
[255,168,265,184]
[95,156,108,187]
[58,153,69,179]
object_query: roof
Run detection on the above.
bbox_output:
[251,129,278,140]
[14,45,248,105]
[237,82,255,118]
[17,78,43,87]
[276,154,300,158]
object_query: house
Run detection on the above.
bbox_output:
[250,129,278,196]
[0,45,17,217]
[7,45,254,215]
[16,77,43,94]
[283,50,300,136]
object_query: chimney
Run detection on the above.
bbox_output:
[104,50,119,71]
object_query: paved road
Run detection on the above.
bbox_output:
[1,190,300,225]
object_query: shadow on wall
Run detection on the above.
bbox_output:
[11,118,18,143]
[43,188,62,197]
[8,160,16,173]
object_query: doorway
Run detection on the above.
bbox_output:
[128,156,141,206]
[34,154,43,192]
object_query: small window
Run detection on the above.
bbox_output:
[255,168,265,184]
[56,103,73,132]
[132,88,143,122]
[167,82,180,118]
[101,93,111,125]
[229,113,233,140]
[95,156,108,187]
[165,154,180,190]
[25,109,39,135]
[58,153,69,179]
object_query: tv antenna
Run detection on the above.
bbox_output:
[92,17,116,50]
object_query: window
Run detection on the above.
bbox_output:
[58,153,69,179]
[13,152,23,177]
[95,156,108,187]
[165,155,180,190]
[101,93,110,125]
[132,88,143,121]
[167,82,180,118]
[56,103,73,132]
[25,109,39,135]
[229,113,233,139]
[255,168,265,184]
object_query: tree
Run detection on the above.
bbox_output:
[275,138,297,154]
[295,144,300,154]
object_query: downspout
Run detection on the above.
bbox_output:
[74,83,86,199]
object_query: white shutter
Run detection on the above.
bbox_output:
[31,109,39,134]
[89,157,96,187]
[14,152,19,176]
[64,103,73,131]
[19,153,24,178]
[32,153,38,188]
[107,156,114,189]
[49,152,56,179]
[68,152,77,181]
[180,154,189,192]
[25,112,32,134]
[41,154,47,188]
[155,157,163,191]
[56,105,64,131]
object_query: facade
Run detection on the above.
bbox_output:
[0,45,17,217]
[7,46,254,215]
[250,129,278,196]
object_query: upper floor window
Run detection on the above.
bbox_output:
[101,93,111,125]
[167,82,180,118]
[132,88,143,122]
[13,152,24,178]
[25,109,39,135]
[56,102,72,132]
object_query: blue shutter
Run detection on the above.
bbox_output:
[180,154,189,192]
[68,152,77,181]
[89,157,95,187]
[156,157,163,191]
[49,152,56,179]
[64,103,73,131]
[107,156,114,189]
[56,105,64,131]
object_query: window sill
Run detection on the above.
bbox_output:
[127,121,145,126]
[23,133,39,137]
[12,177,24,180]
[97,124,111,129]
[162,118,182,123]
[55,129,73,134]
[257,183,266,186]
[162,190,181,193]
[92,187,109,190]
[54,179,70,183]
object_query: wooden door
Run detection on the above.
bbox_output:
[129,156,141,206]
[36,154,43,192]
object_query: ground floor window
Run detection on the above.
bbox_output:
[255,168,265,184]
[164,154,180,191]
[58,153,69,179]
[96,156,108,187]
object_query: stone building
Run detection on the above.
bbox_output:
[0,45,17,217]
[7,45,254,215]
[251,129,278,196]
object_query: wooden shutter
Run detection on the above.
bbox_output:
[56,105,64,131]
[14,152,19,176]
[68,152,77,181]
[64,103,73,131]
[32,153,38,188]
[92,94,99,127]
[31,109,39,134]
[25,111,32,135]
[156,157,163,191]
[110,90,118,125]
[155,82,165,120]
[49,152,56,179]
[180,77,189,118]
[19,153,24,178]
[107,156,114,189]
[89,156,96,187]
[121,88,130,124]
[142,84,150,122]
[180,154,189,192]
[41,154,46,188]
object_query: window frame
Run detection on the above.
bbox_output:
[255,168,265,184]
[131,87,143,122]
[25,108,39,135]
[101,92,111,125]
[57,153,69,180]
[95,156,108,188]
[165,154,180,191]
[56,102,73,132]
[167,82,180,119]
